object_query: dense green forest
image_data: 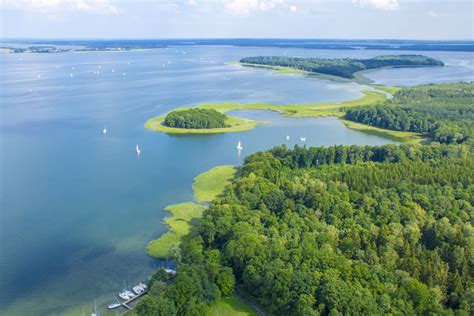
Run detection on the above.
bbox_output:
[240,55,443,79]
[164,108,228,129]
[344,83,474,145]
[137,144,473,315]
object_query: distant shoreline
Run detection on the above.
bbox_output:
[2,38,474,53]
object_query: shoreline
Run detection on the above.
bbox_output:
[147,166,236,259]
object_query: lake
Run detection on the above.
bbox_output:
[0,45,472,315]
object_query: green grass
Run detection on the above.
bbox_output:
[199,90,387,119]
[340,119,427,144]
[193,166,237,203]
[147,165,238,258]
[206,295,258,316]
[147,202,206,259]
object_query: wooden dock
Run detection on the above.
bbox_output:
[119,290,147,311]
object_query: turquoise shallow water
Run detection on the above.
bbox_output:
[0,46,472,315]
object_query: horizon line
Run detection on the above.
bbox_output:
[2,37,474,42]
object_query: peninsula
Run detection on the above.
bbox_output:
[238,55,443,82]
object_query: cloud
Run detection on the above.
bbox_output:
[352,0,400,11]
[290,5,296,12]
[2,0,120,14]
[225,0,285,15]
[427,10,438,18]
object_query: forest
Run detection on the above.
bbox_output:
[136,143,473,315]
[164,108,228,129]
[344,83,474,145]
[239,55,443,79]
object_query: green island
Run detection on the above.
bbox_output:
[138,143,473,315]
[145,108,264,134]
[238,55,444,83]
[145,89,392,134]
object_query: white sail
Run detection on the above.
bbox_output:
[236,141,243,150]
[300,137,306,142]
[136,144,141,155]
[102,127,107,134]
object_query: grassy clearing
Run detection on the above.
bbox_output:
[206,295,258,316]
[193,166,237,203]
[147,202,206,259]
[341,119,427,144]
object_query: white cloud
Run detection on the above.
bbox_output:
[225,0,285,15]
[352,0,400,11]
[427,10,437,18]
[2,0,120,14]
[290,5,296,12]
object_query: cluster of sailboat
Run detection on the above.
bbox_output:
[107,282,148,310]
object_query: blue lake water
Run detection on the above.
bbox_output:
[0,46,472,315]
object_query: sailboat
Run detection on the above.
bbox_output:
[286,135,290,140]
[70,73,74,78]
[236,141,243,150]
[300,137,306,142]
[136,144,141,155]
[108,295,121,310]
[102,127,107,134]
[91,299,99,316]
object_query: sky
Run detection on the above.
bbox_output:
[0,0,473,40]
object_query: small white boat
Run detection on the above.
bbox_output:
[108,303,120,310]
[108,295,121,309]
[136,144,141,155]
[165,268,177,275]
[300,137,306,142]
[132,286,143,295]
[112,69,115,73]
[102,127,107,134]
[123,72,126,76]
[118,292,130,300]
[70,73,74,78]
[162,64,165,67]
[125,290,136,298]
[286,136,290,140]
[236,141,243,150]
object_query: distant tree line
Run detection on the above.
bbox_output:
[164,108,228,129]
[344,83,474,145]
[136,143,473,315]
[240,55,443,79]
